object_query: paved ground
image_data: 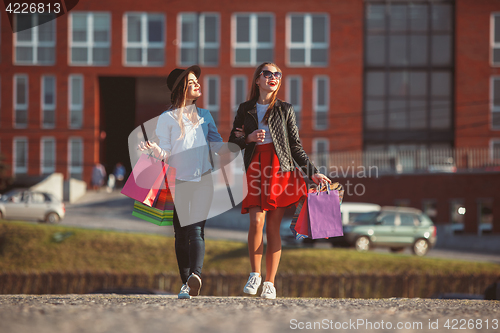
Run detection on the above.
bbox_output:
[0,295,499,333]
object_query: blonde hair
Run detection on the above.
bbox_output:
[248,62,282,124]
[170,72,200,139]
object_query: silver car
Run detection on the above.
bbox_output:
[0,189,65,223]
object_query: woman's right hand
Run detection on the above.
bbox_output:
[138,140,162,157]
[246,129,266,144]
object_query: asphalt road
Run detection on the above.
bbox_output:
[59,190,500,264]
[1,295,499,333]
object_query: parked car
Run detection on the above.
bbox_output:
[0,189,65,223]
[343,206,437,256]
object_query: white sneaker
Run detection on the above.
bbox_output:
[243,272,262,295]
[178,284,191,299]
[187,273,202,296]
[260,281,276,299]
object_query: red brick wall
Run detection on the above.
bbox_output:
[455,0,500,148]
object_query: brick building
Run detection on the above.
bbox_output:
[0,0,499,233]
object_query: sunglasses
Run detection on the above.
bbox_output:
[260,70,282,80]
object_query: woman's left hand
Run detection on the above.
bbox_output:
[311,173,331,186]
[234,125,245,138]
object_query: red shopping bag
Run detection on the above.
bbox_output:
[121,153,171,207]
[293,196,310,237]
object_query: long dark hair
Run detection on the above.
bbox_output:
[170,72,199,139]
[248,62,282,124]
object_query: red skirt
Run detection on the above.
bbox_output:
[241,143,307,214]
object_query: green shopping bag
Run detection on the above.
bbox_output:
[132,199,173,226]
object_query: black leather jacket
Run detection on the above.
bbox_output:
[229,99,318,180]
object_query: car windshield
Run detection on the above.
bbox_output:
[352,211,379,224]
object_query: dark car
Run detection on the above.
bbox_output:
[343,206,437,256]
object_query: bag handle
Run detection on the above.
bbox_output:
[208,144,236,208]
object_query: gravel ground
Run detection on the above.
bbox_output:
[0,295,499,333]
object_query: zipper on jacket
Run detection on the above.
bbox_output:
[247,109,259,164]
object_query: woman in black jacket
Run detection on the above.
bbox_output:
[229,62,330,299]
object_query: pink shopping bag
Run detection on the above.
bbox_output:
[121,153,170,207]
[307,187,343,239]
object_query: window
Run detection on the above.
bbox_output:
[68,138,83,179]
[204,76,220,125]
[69,75,83,128]
[313,138,329,172]
[286,76,302,127]
[422,199,437,222]
[14,75,28,128]
[41,137,55,174]
[178,13,219,66]
[450,199,465,225]
[232,13,274,66]
[41,76,56,128]
[232,76,247,119]
[491,139,500,160]
[124,13,165,66]
[287,13,329,66]
[400,213,418,226]
[364,2,454,143]
[14,14,55,65]
[477,199,493,234]
[379,214,396,226]
[313,76,329,130]
[491,14,500,66]
[491,76,500,130]
[13,137,28,174]
[70,12,111,65]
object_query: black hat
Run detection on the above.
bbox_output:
[166,65,201,92]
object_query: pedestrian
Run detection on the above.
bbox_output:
[137,65,225,299]
[229,62,331,299]
[113,162,126,189]
[91,162,106,191]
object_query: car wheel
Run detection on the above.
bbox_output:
[390,247,405,253]
[412,239,429,256]
[355,236,371,252]
[45,212,60,224]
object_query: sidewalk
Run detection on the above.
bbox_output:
[1,295,499,333]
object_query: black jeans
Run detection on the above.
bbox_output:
[172,171,213,284]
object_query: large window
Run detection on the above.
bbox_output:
[41,137,55,174]
[70,12,111,65]
[124,13,165,66]
[204,76,220,125]
[13,137,28,174]
[491,76,500,130]
[69,75,83,128]
[14,14,55,65]
[314,76,329,130]
[286,76,302,128]
[492,14,500,66]
[41,75,55,128]
[68,138,83,179]
[14,75,28,128]
[287,13,329,67]
[232,13,274,66]
[232,76,247,119]
[364,2,454,145]
[178,13,219,66]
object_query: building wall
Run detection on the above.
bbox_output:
[455,0,500,148]
[342,172,500,234]
[0,0,364,184]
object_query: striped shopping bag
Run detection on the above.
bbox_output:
[132,195,174,226]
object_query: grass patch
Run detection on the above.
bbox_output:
[1,221,499,276]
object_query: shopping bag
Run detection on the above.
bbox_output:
[307,184,343,239]
[121,153,169,207]
[132,199,174,226]
[290,194,309,240]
